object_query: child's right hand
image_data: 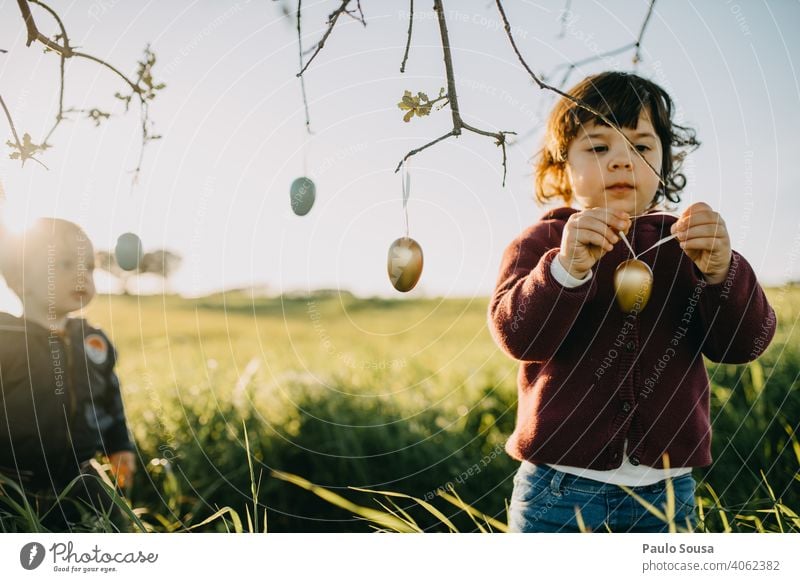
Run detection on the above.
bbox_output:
[557,208,631,279]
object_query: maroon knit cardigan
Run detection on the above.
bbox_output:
[488,207,777,470]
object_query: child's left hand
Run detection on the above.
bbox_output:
[107,451,136,490]
[670,202,732,285]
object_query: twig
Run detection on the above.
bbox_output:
[396,130,456,168]
[494,0,665,189]
[634,0,657,64]
[31,1,68,146]
[546,0,657,89]
[297,0,351,77]
[296,0,312,133]
[12,0,161,183]
[434,0,460,131]
[395,0,515,185]
[0,94,23,153]
[400,0,414,73]
[343,0,366,26]
[556,0,572,39]
[549,42,637,88]
[1,93,49,169]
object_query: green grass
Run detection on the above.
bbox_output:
[2,286,798,532]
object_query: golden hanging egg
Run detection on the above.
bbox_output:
[387,237,423,293]
[613,259,653,313]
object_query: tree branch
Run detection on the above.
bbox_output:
[395,0,515,185]
[10,0,163,184]
[296,0,351,77]
[0,94,23,153]
[634,0,657,64]
[395,130,456,168]
[400,0,414,73]
[494,0,666,189]
[1,93,48,168]
[296,0,312,133]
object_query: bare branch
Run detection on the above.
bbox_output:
[16,0,39,47]
[394,130,456,171]
[633,0,657,64]
[296,0,312,133]
[494,0,666,189]
[396,0,515,185]
[400,0,414,73]
[549,42,637,88]
[11,0,163,183]
[556,0,572,40]
[1,94,49,168]
[297,0,351,77]
[0,94,23,152]
[343,0,366,26]
[434,0,461,132]
[547,0,657,88]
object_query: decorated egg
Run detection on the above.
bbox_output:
[115,232,143,271]
[290,177,316,216]
[387,237,423,292]
[613,259,653,313]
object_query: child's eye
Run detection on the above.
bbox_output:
[588,146,607,153]
[635,145,651,152]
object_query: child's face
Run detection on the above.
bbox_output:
[565,110,663,216]
[23,228,96,318]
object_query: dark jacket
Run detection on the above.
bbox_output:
[488,207,777,470]
[0,313,133,489]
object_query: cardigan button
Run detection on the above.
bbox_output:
[630,456,640,466]
[625,341,636,352]
[622,401,631,412]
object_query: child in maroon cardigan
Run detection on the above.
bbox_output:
[488,71,776,532]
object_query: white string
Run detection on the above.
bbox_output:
[401,160,411,237]
[303,134,310,177]
[618,211,680,259]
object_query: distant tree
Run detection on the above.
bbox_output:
[96,249,182,295]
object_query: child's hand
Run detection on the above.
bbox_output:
[107,451,136,491]
[558,208,631,279]
[670,202,732,285]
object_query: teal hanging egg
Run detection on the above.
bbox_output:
[290,177,316,216]
[115,232,143,271]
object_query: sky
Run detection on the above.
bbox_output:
[1,0,799,307]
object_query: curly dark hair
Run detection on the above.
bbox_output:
[534,71,700,209]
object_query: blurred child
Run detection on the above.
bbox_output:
[488,71,777,532]
[0,218,135,531]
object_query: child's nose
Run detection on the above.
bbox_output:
[609,154,633,170]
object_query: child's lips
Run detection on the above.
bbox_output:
[607,185,634,196]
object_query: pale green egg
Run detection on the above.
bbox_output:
[115,232,143,271]
[290,177,316,216]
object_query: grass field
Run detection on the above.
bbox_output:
[3,287,798,532]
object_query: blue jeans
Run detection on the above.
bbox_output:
[508,461,698,533]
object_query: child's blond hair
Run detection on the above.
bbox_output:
[0,218,89,298]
